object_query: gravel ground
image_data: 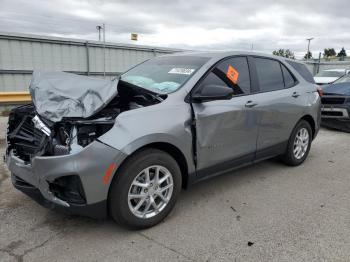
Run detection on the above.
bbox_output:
[1,117,350,262]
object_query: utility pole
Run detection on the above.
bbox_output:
[96,25,102,41]
[306,37,314,61]
[103,23,106,78]
[96,24,106,78]
[317,52,321,74]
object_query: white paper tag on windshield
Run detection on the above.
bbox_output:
[168,68,195,75]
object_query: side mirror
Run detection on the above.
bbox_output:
[191,84,233,103]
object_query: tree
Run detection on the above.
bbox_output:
[304,51,313,60]
[272,49,295,59]
[337,47,347,57]
[323,48,336,58]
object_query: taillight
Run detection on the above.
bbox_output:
[316,85,323,97]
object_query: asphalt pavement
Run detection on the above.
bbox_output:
[1,117,350,262]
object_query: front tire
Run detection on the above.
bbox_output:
[108,148,182,229]
[281,120,312,166]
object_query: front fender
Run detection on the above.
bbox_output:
[98,103,195,174]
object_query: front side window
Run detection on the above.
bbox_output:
[121,55,209,94]
[198,56,251,96]
[255,58,284,92]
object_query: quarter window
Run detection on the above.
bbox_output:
[286,60,315,83]
[199,56,251,96]
[254,58,284,92]
[281,64,296,88]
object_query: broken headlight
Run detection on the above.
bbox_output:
[76,123,113,148]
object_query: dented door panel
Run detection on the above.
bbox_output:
[193,97,259,174]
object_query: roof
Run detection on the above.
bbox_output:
[163,50,303,63]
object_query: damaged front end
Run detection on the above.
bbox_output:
[6,104,116,161]
[7,72,165,161]
[5,71,165,217]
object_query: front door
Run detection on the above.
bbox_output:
[191,56,259,178]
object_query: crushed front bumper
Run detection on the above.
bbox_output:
[6,140,127,218]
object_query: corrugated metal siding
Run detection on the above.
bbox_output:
[0,74,32,91]
[305,61,350,76]
[0,32,180,91]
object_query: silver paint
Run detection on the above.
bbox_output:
[6,51,321,210]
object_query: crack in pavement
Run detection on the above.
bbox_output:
[138,232,196,262]
[0,232,61,262]
[0,240,23,261]
[0,168,8,188]
[0,139,9,189]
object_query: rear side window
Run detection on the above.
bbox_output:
[254,58,284,92]
[199,56,251,96]
[281,64,296,88]
[286,60,315,83]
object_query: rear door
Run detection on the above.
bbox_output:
[192,56,260,178]
[249,57,302,159]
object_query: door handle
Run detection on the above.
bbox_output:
[245,100,258,108]
[292,92,300,98]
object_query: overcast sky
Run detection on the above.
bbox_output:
[0,0,349,58]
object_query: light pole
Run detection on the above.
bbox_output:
[103,23,106,78]
[96,24,106,78]
[96,25,102,41]
[306,37,314,60]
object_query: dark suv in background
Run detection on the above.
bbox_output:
[321,73,350,132]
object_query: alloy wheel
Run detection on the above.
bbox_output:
[293,127,309,160]
[128,165,174,219]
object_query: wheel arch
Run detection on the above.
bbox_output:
[300,114,316,139]
[139,142,189,189]
[111,142,190,190]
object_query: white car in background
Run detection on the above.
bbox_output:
[314,69,350,85]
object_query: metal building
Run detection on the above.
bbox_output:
[0,31,180,92]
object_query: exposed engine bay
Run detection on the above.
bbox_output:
[7,80,165,163]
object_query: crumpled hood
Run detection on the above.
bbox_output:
[29,71,119,122]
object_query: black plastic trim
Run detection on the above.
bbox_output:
[254,141,288,161]
[195,153,254,180]
[190,141,288,186]
[12,174,107,219]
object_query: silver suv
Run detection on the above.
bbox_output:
[5,52,321,228]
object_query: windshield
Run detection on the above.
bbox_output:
[120,55,209,93]
[315,70,345,78]
[334,73,350,83]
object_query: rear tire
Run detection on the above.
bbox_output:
[281,120,312,166]
[108,148,182,229]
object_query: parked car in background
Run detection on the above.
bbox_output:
[5,52,321,229]
[321,74,350,132]
[314,69,350,85]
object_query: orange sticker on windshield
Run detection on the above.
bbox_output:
[226,65,239,85]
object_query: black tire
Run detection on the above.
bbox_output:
[108,148,182,229]
[281,120,312,166]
